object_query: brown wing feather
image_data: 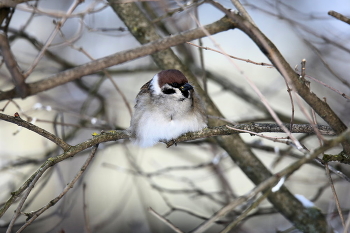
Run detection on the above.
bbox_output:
[138,79,152,96]
[134,79,152,107]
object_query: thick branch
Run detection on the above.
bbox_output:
[167,123,335,146]
[0,0,31,7]
[0,33,28,98]
[0,16,235,100]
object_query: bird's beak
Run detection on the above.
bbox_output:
[180,83,193,91]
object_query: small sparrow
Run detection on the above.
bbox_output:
[129,69,207,147]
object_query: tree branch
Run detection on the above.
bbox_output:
[193,128,350,233]
[0,0,32,7]
[0,129,128,218]
[0,16,236,100]
[0,111,340,221]
[0,33,28,98]
[210,1,350,155]
[1,111,335,151]
[195,68,304,124]
[166,123,335,147]
[109,1,332,232]
[328,10,350,25]
[15,144,99,233]
[0,112,71,151]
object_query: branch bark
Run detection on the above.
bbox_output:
[108,1,331,232]
[166,123,335,147]
[210,1,349,156]
[197,68,304,123]
[0,114,341,221]
[0,112,71,150]
[0,0,31,7]
[0,16,235,100]
[0,33,28,98]
[15,144,99,233]
[0,127,129,218]
[328,10,350,25]
[0,112,334,149]
[194,128,350,233]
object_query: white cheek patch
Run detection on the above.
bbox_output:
[151,74,162,95]
[175,88,182,95]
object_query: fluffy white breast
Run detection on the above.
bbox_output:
[133,108,206,147]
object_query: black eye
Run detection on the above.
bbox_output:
[170,82,180,88]
[162,88,176,94]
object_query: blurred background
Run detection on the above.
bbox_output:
[1,0,350,232]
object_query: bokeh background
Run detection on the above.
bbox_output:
[1,0,350,232]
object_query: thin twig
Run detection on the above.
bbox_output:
[311,107,325,142]
[6,162,52,233]
[151,0,206,23]
[300,59,324,142]
[220,192,269,233]
[301,59,306,79]
[74,46,132,117]
[325,163,345,227]
[0,130,128,218]
[0,100,11,111]
[230,0,256,26]
[149,207,184,233]
[226,125,291,144]
[285,79,294,131]
[15,1,109,18]
[199,69,300,123]
[0,112,71,150]
[19,0,39,31]
[24,0,83,77]
[305,74,350,100]
[186,42,273,67]
[210,1,305,150]
[15,144,99,232]
[49,18,85,48]
[344,210,350,233]
[192,128,350,232]
[83,183,91,233]
[192,196,249,233]
[328,11,350,25]
[194,6,207,93]
[189,40,350,100]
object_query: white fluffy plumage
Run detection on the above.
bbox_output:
[129,69,207,147]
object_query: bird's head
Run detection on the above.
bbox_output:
[151,69,194,101]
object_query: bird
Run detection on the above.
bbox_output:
[129,69,207,147]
